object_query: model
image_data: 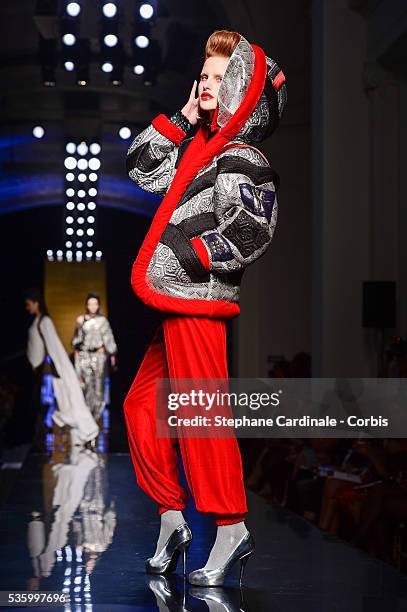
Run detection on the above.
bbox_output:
[123,30,286,586]
[25,290,99,445]
[72,293,117,421]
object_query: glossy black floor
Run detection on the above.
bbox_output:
[1,415,407,611]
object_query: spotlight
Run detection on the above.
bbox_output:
[77,159,88,170]
[87,228,95,236]
[133,64,144,75]
[66,188,75,197]
[64,61,75,71]
[66,250,73,259]
[86,251,93,258]
[66,216,74,224]
[46,250,53,257]
[102,62,113,73]
[76,241,83,248]
[89,143,101,155]
[78,217,85,224]
[77,142,88,156]
[64,156,77,170]
[66,202,75,210]
[62,33,76,46]
[87,241,93,247]
[66,2,81,17]
[96,250,102,258]
[33,126,45,139]
[66,142,76,154]
[78,173,87,182]
[88,202,96,210]
[139,3,154,20]
[66,241,72,248]
[89,173,98,182]
[135,35,149,48]
[77,203,85,211]
[89,158,101,171]
[66,227,74,235]
[76,251,83,261]
[119,126,131,140]
[102,3,117,18]
[66,173,75,181]
[77,189,86,198]
[104,34,118,47]
[77,229,84,236]
[88,215,95,223]
[88,188,97,197]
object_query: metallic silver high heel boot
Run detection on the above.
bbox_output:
[188,531,254,587]
[146,523,192,575]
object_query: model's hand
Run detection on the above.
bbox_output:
[181,80,199,125]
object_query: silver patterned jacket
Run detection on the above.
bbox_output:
[126,35,287,318]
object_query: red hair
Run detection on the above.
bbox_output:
[205,30,240,59]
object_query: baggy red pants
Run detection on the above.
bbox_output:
[123,315,248,526]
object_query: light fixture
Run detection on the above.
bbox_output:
[87,202,96,210]
[77,159,88,170]
[89,143,101,155]
[139,3,154,20]
[66,202,75,210]
[66,188,75,197]
[76,241,83,248]
[66,173,75,181]
[133,64,144,75]
[66,142,76,154]
[78,189,86,198]
[77,229,84,236]
[86,250,93,258]
[102,62,113,73]
[66,2,81,17]
[64,157,77,170]
[87,241,93,247]
[119,126,131,140]
[88,158,101,171]
[77,203,86,211]
[66,227,74,235]
[66,216,74,224]
[64,61,75,71]
[104,34,118,47]
[89,173,98,182]
[87,215,95,223]
[88,188,97,197]
[135,35,149,48]
[96,250,102,258]
[66,241,72,248]
[87,228,95,236]
[62,33,76,46]
[103,3,117,18]
[77,142,88,156]
[46,250,53,257]
[78,173,87,182]
[33,126,45,139]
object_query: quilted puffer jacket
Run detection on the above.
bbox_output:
[126,34,287,318]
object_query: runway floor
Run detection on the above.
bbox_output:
[1,423,407,611]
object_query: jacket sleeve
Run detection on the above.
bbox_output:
[190,148,278,274]
[126,110,193,196]
[101,318,118,356]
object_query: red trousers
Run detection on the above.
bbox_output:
[123,316,247,526]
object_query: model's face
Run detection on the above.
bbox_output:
[25,299,39,315]
[198,55,229,112]
[87,298,99,314]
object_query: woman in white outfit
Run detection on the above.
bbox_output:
[25,290,99,445]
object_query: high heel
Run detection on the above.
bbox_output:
[188,531,254,587]
[146,523,192,575]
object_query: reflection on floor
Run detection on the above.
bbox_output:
[1,415,407,611]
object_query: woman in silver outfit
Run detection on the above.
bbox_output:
[72,293,117,421]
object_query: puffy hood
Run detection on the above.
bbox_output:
[210,35,287,144]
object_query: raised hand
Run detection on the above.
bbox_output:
[181,79,200,125]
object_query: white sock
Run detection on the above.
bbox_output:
[202,521,248,570]
[153,510,186,557]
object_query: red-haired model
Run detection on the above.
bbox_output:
[124,30,286,587]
